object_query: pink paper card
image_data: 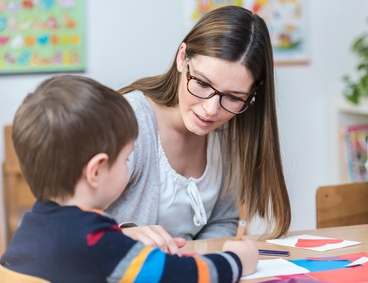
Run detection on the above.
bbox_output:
[295,238,343,248]
[337,252,368,262]
[309,265,368,283]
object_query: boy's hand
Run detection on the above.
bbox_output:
[122,225,186,255]
[222,239,258,276]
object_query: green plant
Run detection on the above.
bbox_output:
[343,30,368,105]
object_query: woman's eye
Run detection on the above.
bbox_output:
[196,80,210,88]
[228,95,242,102]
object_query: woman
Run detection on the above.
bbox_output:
[108,5,290,249]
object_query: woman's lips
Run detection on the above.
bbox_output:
[193,112,214,126]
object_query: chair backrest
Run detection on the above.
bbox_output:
[0,265,49,283]
[4,125,19,166]
[316,182,368,228]
[3,125,35,243]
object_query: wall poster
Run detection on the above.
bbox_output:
[0,0,85,74]
[185,0,309,65]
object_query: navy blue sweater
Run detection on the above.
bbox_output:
[1,201,242,283]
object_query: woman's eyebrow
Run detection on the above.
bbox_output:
[192,67,250,95]
[191,66,213,84]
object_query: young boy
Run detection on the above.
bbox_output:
[0,75,258,282]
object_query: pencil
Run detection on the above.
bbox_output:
[258,249,290,257]
[235,219,247,240]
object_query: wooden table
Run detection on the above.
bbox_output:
[182,224,368,282]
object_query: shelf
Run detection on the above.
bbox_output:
[336,95,368,116]
[329,96,368,183]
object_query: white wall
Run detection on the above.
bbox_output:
[0,0,185,245]
[277,1,368,230]
[0,1,367,240]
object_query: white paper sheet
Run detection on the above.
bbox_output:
[266,234,361,251]
[346,256,368,267]
[243,258,309,280]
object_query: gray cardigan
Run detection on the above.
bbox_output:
[107,91,238,239]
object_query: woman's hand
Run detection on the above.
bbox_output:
[122,225,186,255]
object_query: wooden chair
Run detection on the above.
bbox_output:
[0,265,49,283]
[316,182,368,228]
[2,125,35,243]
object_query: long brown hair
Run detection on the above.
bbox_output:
[119,6,290,237]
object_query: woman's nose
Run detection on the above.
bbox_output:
[202,94,221,116]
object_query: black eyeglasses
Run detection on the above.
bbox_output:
[186,62,258,114]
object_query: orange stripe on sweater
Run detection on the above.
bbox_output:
[119,246,153,283]
[193,256,210,283]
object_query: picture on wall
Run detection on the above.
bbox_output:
[244,0,308,65]
[188,0,244,22]
[0,0,86,74]
[185,0,309,65]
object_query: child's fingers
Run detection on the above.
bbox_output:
[174,237,187,248]
[132,232,155,246]
[121,225,180,255]
[122,227,158,247]
[142,226,172,253]
[151,225,180,255]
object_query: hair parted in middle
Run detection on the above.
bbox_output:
[119,6,290,237]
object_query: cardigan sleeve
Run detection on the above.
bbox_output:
[124,91,157,185]
[106,91,161,225]
[195,192,239,240]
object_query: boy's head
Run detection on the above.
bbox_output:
[12,75,138,205]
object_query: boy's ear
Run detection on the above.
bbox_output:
[84,153,109,188]
[176,42,187,72]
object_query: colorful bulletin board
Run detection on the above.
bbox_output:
[189,0,244,22]
[186,0,308,65]
[0,0,85,74]
[244,0,308,65]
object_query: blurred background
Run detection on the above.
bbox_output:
[1,0,368,250]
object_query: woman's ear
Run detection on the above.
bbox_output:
[176,42,187,72]
[84,153,109,188]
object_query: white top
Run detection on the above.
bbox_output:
[107,91,238,240]
[157,132,223,238]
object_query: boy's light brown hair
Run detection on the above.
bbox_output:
[12,75,138,201]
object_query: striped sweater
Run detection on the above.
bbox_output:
[0,201,242,283]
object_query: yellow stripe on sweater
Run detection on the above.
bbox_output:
[194,256,210,283]
[119,246,153,283]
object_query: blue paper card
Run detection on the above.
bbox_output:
[290,259,351,272]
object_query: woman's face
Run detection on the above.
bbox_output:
[176,46,255,136]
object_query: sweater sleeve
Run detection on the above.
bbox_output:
[124,91,157,185]
[195,192,239,240]
[195,129,240,240]
[107,243,242,283]
[87,218,243,283]
[83,214,242,283]
[106,91,161,224]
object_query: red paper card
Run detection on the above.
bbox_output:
[337,252,368,262]
[309,265,368,283]
[295,238,343,248]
